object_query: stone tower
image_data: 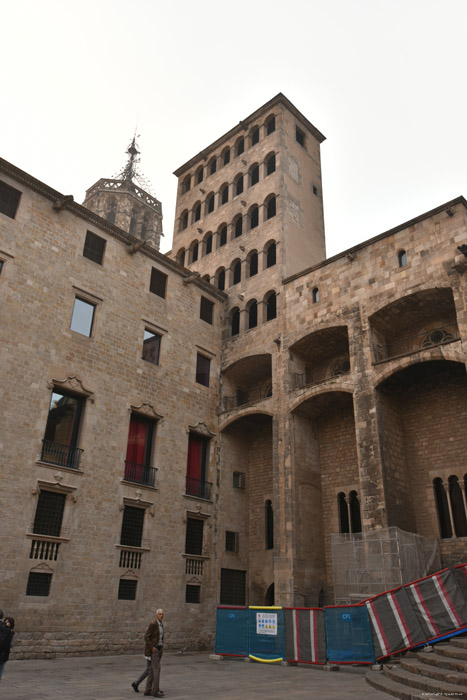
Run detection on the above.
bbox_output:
[83,136,163,249]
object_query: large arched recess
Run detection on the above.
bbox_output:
[220,413,274,606]
[221,354,272,412]
[375,359,467,565]
[290,390,358,604]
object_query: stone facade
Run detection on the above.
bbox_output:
[1,93,467,658]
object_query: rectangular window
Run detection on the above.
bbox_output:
[200,297,214,324]
[185,517,204,555]
[42,389,84,469]
[142,329,161,365]
[0,180,21,219]
[220,568,246,605]
[83,231,106,265]
[70,297,96,337]
[186,434,210,498]
[26,572,52,597]
[120,505,145,548]
[118,579,137,600]
[295,126,306,148]
[225,531,238,553]
[185,584,201,604]
[124,414,156,486]
[0,260,4,274]
[33,490,66,537]
[150,268,167,298]
[233,472,246,489]
[196,353,210,387]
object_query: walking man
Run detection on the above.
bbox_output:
[143,609,165,698]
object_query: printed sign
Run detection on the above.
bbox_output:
[256,612,278,636]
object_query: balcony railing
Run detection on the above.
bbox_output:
[41,440,83,469]
[293,361,350,391]
[222,385,272,412]
[119,549,142,569]
[185,476,212,500]
[29,539,61,561]
[373,323,459,363]
[185,557,205,575]
[124,461,157,487]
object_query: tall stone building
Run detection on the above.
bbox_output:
[1,93,466,658]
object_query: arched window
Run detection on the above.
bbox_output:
[248,251,258,277]
[209,157,217,175]
[176,248,185,267]
[204,233,213,256]
[266,292,276,321]
[236,137,245,156]
[180,210,188,231]
[196,166,204,184]
[449,476,467,537]
[235,174,244,196]
[266,115,276,135]
[338,493,350,534]
[266,242,276,268]
[106,200,117,224]
[312,287,319,303]
[231,307,240,336]
[251,126,260,146]
[247,300,258,329]
[218,225,227,247]
[266,196,276,220]
[398,249,407,267]
[349,491,362,533]
[265,500,274,549]
[234,215,243,238]
[206,193,215,214]
[129,210,138,235]
[222,148,230,166]
[193,202,201,223]
[182,175,191,193]
[265,152,276,176]
[220,183,229,206]
[191,241,199,263]
[249,205,259,230]
[231,260,241,286]
[434,478,452,539]
[216,268,225,291]
[250,163,259,186]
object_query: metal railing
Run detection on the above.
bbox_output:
[222,385,272,411]
[185,557,205,575]
[185,477,212,500]
[29,539,61,561]
[123,461,157,487]
[41,440,83,469]
[119,549,142,569]
[373,323,459,363]
[293,361,350,391]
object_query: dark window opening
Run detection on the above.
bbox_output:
[449,476,467,537]
[125,414,155,485]
[233,472,246,489]
[221,185,229,205]
[26,572,52,597]
[205,234,213,255]
[250,206,258,229]
[223,149,230,166]
[249,252,258,277]
[182,175,191,194]
[266,116,276,135]
[296,126,305,147]
[338,493,350,534]
[236,138,245,156]
[209,158,217,175]
[266,196,276,220]
[178,250,186,267]
[219,226,227,247]
[106,201,116,223]
[231,308,240,336]
[186,584,201,604]
[226,531,238,552]
[207,195,215,213]
[349,491,362,533]
[194,203,201,222]
[220,568,246,605]
[232,261,241,285]
[191,242,199,263]
[200,296,214,324]
[120,505,145,548]
[266,293,276,321]
[236,176,244,196]
[266,153,276,176]
[217,269,225,291]
[265,500,274,549]
[83,231,106,265]
[266,242,276,267]
[250,164,259,186]
[150,268,168,298]
[33,490,66,537]
[0,180,21,219]
[181,212,188,231]
[312,287,319,303]
[142,329,161,365]
[313,185,318,196]
[118,579,137,600]
[248,301,258,329]
[434,478,452,539]
[185,517,204,555]
[43,389,84,469]
[235,217,243,238]
[70,297,95,337]
[186,433,209,498]
[0,260,4,274]
[398,250,407,267]
[196,167,204,184]
[196,353,211,387]
[251,127,259,145]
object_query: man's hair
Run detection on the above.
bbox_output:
[157,608,163,614]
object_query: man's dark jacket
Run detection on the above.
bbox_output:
[144,620,162,656]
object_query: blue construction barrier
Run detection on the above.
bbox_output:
[248,606,285,662]
[214,606,248,656]
[324,605,375,664]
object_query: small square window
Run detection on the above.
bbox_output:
[118,579,137,600]
[296,126,306,148]
[26,572,52,597]
[150,268,168,298]
[196,353,211,387]
[200,297,214,324]
[186,584,201,604]
[142,329,161,365]
[233,472,246,489]
[70,297,96,337]
[226,531,238,552]
[0,180,21,219]
[83,231,106,265]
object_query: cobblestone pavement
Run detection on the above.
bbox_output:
[2,652,391,700]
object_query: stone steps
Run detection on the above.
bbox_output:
[366,636,467,699]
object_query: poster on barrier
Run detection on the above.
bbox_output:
[284,608,326,665]
[248,606,285,662]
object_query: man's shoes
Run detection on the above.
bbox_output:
[131,682,139,693]
[154,693,165,698]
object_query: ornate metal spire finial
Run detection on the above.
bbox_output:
[113,133,156,196]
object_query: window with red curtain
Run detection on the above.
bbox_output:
[125,414,154,483]
[186,434,208,496]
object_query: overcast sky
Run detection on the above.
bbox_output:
[2,0,466,256]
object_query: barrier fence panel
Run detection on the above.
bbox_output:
[324,605,375,664]
[248,606,285,662]
[454,563,467,599]
[365,585,426,660]
[215,606,248,657]
[284,608,326,665]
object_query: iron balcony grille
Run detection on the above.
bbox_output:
[373,323,460,363]
[222,385,272,411]
[185,476,212,500]
[29,539,61,561]
[185,557,205,575]
[124,461,157,487]
[41,439,83,469]
[294,361,350,391]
